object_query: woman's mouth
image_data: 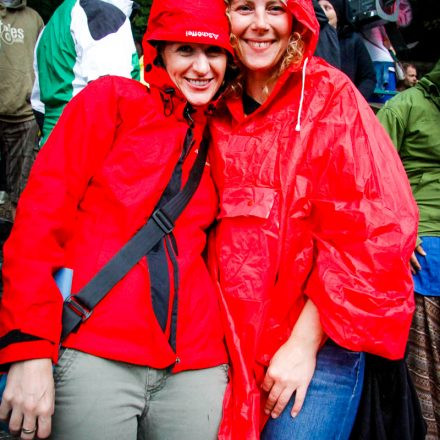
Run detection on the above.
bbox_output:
[246,40,273,49]
[185,78,212,88]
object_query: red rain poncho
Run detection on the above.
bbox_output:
[210,0,418,438]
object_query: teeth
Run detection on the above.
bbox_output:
[187,79,210,86]
[248,41,271,48]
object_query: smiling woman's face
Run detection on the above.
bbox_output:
[229,0,292,81]
[162,43,228,107]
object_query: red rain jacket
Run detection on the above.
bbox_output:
[210,0,418,437]
[0,58,227,372]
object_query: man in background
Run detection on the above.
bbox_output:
[397,62,418,90]
[0,0,43,219]
[31,0,140,145]
[377,58,440,440]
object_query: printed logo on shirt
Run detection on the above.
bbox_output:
[0,19,25,46]
[185,30,219,40]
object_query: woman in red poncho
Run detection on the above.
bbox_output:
[209,0,418,438]
[0,0,234,439]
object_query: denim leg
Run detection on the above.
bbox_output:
[262,340,365,440]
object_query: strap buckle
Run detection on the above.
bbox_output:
[65,296,92,322]
[152,209,174,234]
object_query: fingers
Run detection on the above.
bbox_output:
[262,366,313,419]
[7,404,23,437]
[415,245,426,256]
[36,415,52,439]
[264,382,283,415]
[1,383,53,439]
[261,374,274,393]
[20,413,38,440]
[290,385,306,418]
[0,397,11,423]
[410,252,421,273]
[271,388,295,419]
[7,409,51,439]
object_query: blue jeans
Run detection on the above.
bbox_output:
[262,340,365,440]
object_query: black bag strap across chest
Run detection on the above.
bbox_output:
[61,131,209,341]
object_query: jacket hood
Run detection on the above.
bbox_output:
[423,58,440,88]
[417,58,440,110]
[327,0,355,35]
[142,0,233,108]
[102,0,133,17]
[284,0,319,59]
[144,0,233,55]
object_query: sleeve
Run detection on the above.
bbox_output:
[302,85,418,359]
[376,99,409,153]
[353,34,376,100]
[0,78,121,366]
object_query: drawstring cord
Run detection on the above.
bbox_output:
[295,57,308,132]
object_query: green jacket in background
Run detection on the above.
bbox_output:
[377,59,440,237]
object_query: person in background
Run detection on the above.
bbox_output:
[0,0,43,219]
[0,0,234,438]
[377,58,440,440]
[312,0,340,68]
[361,24,401,95]
[319,0,376,100]
[396,62,418,91]
[209,0,418,438]
[31,0,140,145]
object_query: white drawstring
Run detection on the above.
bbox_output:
[295,57,308,132]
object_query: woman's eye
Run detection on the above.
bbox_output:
[206,46,225,56]
[268,5,285,13]
[176,45,193,55]
[233,2,253,13]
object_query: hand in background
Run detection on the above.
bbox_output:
[410,244,426,274]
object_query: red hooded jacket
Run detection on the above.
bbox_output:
[0,0,232,374]
[209,0,418,438]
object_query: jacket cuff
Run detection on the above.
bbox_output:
[0,340,58,371]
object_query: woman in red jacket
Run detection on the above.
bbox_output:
[0,1,233,439]
[209,0,418,438]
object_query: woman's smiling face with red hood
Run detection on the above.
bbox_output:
[162,43,228,107]
[143,0,233,106]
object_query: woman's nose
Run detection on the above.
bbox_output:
[193,53,210,75]
[251,9,270,32]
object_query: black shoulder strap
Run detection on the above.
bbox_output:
[61,131,210,341]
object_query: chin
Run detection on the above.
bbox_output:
[186,93,214,107]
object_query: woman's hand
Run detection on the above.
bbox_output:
[262,336,317,419]
[262,299,325,419]
[410,244,426,274]
[0,359,54,439]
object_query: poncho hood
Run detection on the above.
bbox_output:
[284,0,320,60]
